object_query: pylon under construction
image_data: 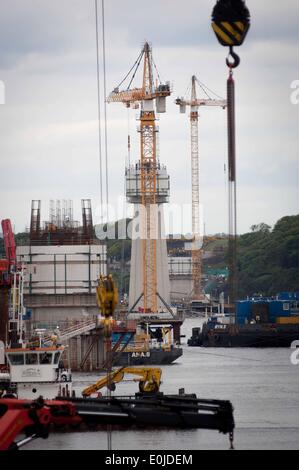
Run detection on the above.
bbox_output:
[107,42,172,315]
[176,76,226,301]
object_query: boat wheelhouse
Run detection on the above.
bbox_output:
[5,346,71,399]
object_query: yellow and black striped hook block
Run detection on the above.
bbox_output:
[212,0,250,47]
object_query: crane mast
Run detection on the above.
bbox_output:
[108,43,171,313]
[140,44,157,312]
[176,77,226,301]
[190,77,201,299]
[140,107,158,312]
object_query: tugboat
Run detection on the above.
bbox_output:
[0,262,72,400]
[2,343,72,400]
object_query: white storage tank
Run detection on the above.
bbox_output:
[17,244,106,295]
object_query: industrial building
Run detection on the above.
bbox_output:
[13,199,108,370]
[17,199,107,325]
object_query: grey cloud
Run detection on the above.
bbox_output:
[1,0,298,72]
[0,0,95,68]
[0,0,298,234]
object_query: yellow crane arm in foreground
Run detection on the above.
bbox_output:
[82,367,162,397]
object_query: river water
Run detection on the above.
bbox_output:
[26,318,299,450]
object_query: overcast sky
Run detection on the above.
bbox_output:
[0,0,298,235]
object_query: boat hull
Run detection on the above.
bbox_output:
[114,347,183,366]
[188,324,299,348]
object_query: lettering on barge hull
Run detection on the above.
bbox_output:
[131,352,151,358]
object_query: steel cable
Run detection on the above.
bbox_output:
[101,0,109,222]
[95,0,103,222]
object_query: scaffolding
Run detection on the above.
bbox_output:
[29,199,96,246]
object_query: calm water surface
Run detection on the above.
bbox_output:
[26,318,299,450]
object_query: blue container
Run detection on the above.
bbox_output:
[236,292,299,324]
[269,300,291,322]
[278,292,299,301]
[236,301,251,325]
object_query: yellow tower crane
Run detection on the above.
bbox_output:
[107,42,171,313]
[176,76,226,301]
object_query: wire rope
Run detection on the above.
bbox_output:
[101,0,109,222]
[94,0,103,222]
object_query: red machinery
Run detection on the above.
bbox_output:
[0,393,235,450]
[0,259,10,287]
[0,219,17,345]
[0,397,81,450]
[0,219,16,286]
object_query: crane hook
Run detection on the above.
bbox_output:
[226,46,240,69]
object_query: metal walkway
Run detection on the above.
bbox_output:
[43,319,98,345]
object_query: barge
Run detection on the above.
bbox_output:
[188,293,299,348]
[112,323,183,366]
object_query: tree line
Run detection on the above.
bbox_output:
[1,215,298,298]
